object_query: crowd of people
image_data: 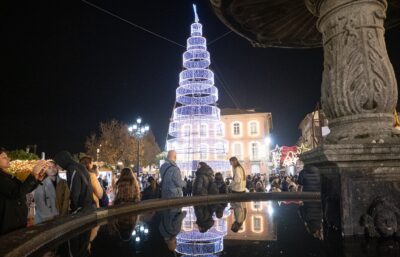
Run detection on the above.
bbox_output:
[0,146,319,254]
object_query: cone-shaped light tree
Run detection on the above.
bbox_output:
[166,5,230,176]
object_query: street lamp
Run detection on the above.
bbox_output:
[128,117,150,178]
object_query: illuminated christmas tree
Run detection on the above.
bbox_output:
[166,4,230,176]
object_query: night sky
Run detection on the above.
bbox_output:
[2,0,400,157]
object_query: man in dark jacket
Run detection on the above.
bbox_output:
[193,162,218,196]
[54,151,95,213]
[0,148,47,235]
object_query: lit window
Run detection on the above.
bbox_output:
[183,124,191,137]
[215,123,224,136]
[253,201,261,210]
[253,217,262,232]
[215,143,225,159]
[251,143,258,160]
[233,122,240,135]
[233,143,242,160]
[250,121,258,135]
[200,124,207,137]
[200,144,208,160]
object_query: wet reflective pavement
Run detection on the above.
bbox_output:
[30,201,400,257]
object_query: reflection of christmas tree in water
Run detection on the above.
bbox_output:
[166,4,230,177]
[176,206,231,257]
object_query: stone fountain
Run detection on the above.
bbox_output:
[210,0,400,237]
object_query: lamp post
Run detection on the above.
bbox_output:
[128,117,150,178]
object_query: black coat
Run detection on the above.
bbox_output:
[0,170,38,235]
[54,151,94,212]
[215,180,227,194]
[194,205,215,233]
[142,184,161,200]
[193,165,218,196]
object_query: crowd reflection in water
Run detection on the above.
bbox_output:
[159,208,187,252]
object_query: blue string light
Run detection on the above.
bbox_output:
[167,10,230,175]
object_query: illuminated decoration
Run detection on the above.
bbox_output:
[271,145,309,169]
[166,4,230,175]
[297,143,311,154]
[270,145,282,169]
[176,206,229,256]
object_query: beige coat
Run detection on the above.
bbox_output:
[230,166,246,192]
[89,172,103,208]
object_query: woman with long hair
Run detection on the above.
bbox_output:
[229,157,246,193]
[114,168,141,205]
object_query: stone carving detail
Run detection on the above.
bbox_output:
[360,196,400,237]
[320,1,397,118]
[317,0,398,142]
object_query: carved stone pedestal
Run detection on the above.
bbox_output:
[305,0,398,143]
[301,144,400,236]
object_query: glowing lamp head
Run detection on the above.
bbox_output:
[145,125,150,131]
[132,124,138,130]
[128,127,133,132]
[137,117,142,124]
[265,136,272,145]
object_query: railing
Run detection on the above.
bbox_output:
[0,192,320,257]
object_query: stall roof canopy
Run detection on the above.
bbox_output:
[210,0,400,48]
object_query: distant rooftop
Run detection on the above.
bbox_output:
[221,108,269,115]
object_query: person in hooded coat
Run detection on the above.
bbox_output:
[194,204,215,233]
[193,162,218,196]
[54,151,95,213]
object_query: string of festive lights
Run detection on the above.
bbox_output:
[176,206,228,256]
[166,5,230,175]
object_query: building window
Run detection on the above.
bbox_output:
[183,124,191,137]
[200,144,208,160]
[233,122,240,135]
[233,143,242,160]
[200,123,207,137]
[252,201,261,211]
[251,142,259,160]
[252,214,265,233]
[249,121,258,135]
[253,217,261,231]
[215,143,225,159]
[215,123,224,137]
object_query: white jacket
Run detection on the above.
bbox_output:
[230,166,246,192]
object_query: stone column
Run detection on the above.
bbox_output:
[303,0,400,237]
[307,0,398,143]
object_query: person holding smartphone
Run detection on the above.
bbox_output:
[0,147,48,235]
